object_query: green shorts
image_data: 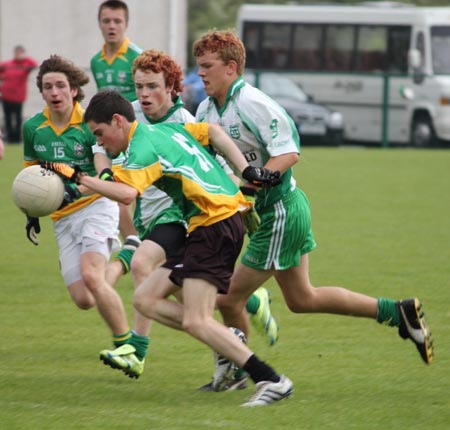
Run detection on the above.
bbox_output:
[241,188,316,270]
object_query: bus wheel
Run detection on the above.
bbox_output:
[411,116,435,147]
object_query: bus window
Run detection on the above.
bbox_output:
[431,26,450,74]
[387,27,410,73]
[324,25,355,71]
[355,26,388,72]
[292,24,323,70]
[243,23,260,68]
[261,23,291,69]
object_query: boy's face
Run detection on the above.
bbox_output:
[99,7,128,46]
[134,68,172,120]
[196,50,236,103]
[87,115,128,157]
[41,72,77,116]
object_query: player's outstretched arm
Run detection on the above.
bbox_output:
[42,161,137,204]
[78,174,137,204]
[207,124,281,187]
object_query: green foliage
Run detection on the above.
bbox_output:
[1,144,449,429]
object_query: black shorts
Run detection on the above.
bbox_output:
[169,212,245,294]
[142,222,186,270]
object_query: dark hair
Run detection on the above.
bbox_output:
[98,0,129,22]
[84,90,136,124]
[36,55,89,102]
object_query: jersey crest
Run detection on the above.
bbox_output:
[229,124,241,139]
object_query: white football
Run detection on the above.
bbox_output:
[12,165,65,217]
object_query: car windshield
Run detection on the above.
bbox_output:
[245,73,309,102]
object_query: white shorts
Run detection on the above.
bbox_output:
[53,197,120,286]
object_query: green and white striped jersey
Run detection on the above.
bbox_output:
[196,76,300,210]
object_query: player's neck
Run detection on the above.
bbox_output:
[49,109,72,130]
[104,40,124,58]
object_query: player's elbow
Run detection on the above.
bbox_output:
[120,195,135,206]
[119,187,138,205]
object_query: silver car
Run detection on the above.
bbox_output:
[245,72,345,146]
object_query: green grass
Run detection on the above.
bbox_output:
[1,144,449,429]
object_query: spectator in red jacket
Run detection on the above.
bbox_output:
[0,46,37,143]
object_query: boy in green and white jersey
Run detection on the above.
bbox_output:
[45,89,287,407]
[193,30,433,405]
[98,50,278,381]
[99,50,195,376]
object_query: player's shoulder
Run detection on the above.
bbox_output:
[127,41,143,56]
[90,50,103,64]
[237,82,286,116]
[238,82,272,105]
[24,112,46,131]
[195,97,212,122]
[171,107,195,123]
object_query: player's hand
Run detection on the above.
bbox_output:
[240,186,260,235]
[242,166,281,188]
[58,184,82,210]
[243,207,260,235]
[40,161,84,183]
[26,216,40,246]
[99,168,115,181]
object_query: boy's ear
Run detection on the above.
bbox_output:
[112,113,123,128]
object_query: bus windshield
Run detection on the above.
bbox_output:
[431,26,450,74]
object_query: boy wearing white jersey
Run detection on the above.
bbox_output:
[193,29,433,405]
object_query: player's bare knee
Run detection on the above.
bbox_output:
[130,253,143,276]
[134,288,156,315]
[217,294,245,317]
[73,296,96,310]
[181,316,205,337]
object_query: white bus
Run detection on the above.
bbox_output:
[237,2,450,146]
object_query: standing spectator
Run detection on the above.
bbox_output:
[0,45,37,143]
[90,0,142,102]
[90,0,143,255]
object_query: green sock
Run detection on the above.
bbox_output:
[128,331,150,361]
[113,330,132,347]
[245,293,260,315]
[115,248,135,274]
[376,298,400,327]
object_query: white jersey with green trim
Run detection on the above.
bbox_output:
[131,101,194,231]
[196,77,300,209]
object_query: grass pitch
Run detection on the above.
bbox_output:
[1,144,449,429]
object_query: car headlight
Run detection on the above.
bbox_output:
[327,111,344,129]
